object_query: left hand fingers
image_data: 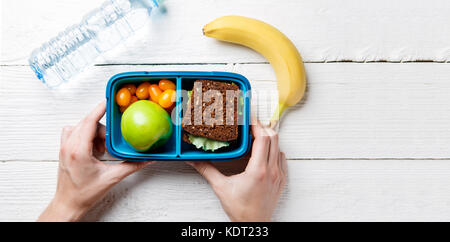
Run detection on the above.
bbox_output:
[81,101,106,137]
[106,161,154,183]
[97,123,106,139]
[94,138,106,154]
[73,101,106,151]
[93,124,107,154]
[60,125,74,145]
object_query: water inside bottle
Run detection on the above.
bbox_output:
[28,0,161,89]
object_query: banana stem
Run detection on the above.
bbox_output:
[269,119,278,129]
[269,103,287,128]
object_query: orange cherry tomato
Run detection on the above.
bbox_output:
[122,83,136,95]
[159,79,176,91]
[119,106,127,113]
[130,96,138,105]
[136,82,150,99]
[119,96,138,113]
[164,103,175,114]
[158,89,176,108]
[149,84,163,103]
[116,88,131,107]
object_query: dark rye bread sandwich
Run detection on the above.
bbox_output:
[182,79,240,151]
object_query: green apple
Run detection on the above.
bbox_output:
[121,100,173,152]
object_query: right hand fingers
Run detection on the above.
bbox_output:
[278,152,287,193]
[264,127,280,171]
[246,117,270,172]
[186,162,226,189]
[280,152,287,177]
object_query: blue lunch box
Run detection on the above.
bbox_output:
[105,71,251,161]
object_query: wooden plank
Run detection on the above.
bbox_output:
[0,64,233,161]
[2,0,450,65]
[1,160,450,221]
[235,63,450,159]
[2,63,450,160]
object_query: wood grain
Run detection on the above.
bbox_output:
[1,160,450,221]
[2,0,450,65]
[2,0,450,222]
[1,63,450,160]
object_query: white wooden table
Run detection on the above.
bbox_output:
[1,0,450,221]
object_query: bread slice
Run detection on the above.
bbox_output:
[182,79,239,141]
[182,132,192,144]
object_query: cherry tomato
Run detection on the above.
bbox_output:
[119,96,138,113]
[158,89,176,108]
[136,82,150,99]
[119,106,127,113]
[164,103,175,114]
[130,95,138,105]
[122,83,136,95]
[149,84,163,103]
[159,79,176,91]
[116,88,131,107]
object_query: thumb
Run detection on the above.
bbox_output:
[186,162,226,188]
[108,161,153,181]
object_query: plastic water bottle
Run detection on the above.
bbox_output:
[28,0,162,88]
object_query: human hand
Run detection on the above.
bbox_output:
[38,101,152,222]
[187,118,287,222]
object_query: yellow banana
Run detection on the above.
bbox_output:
[203,15,306,126]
